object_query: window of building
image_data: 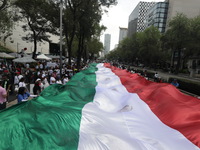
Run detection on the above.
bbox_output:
[160,13,164,17]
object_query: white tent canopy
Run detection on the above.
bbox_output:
[47,55,65,59]
[0,52,15,59]
[36,54,52,60]
[13,56,37,63]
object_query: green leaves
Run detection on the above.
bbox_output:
[107,26,162,65]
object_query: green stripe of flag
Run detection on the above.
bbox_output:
[0,63,98,150]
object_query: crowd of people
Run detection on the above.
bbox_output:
[0,60,181,111]
[112,62,179,86]
[0,59,87,110]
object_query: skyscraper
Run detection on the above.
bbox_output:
[104,34,111,55]
[128,0,200,35]
[118,27,128,43]
[128,1,156,37]
[146,2,169,33]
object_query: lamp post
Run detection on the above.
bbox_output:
[59,0,63,78]
[17,42,20,53]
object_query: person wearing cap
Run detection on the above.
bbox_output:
[0,80,7,110]
[33,78,41,95]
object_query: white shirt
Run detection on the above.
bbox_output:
[154,73,159,78]
[18,75,23,80]
[50,77,56,84]
[56,80,62,84]
[14,76,20,85]
[63,78,69,85]
[18,82,26,88]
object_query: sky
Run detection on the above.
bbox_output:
[100,0,164,50]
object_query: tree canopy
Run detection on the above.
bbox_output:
[107,13,200,74]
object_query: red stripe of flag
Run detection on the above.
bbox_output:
[104,63,200,148]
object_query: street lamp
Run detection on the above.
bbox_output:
[17,42,20,53]
[60,0,63,78]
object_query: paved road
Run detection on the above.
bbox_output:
[131,66,200,83]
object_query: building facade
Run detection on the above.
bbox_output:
[167,0,200,20]
[166,0,200,30]
[128,1,156,37]
[0,21,55,54]
[0,3,59,54]
[129,0,200,35]
[104,34,111,55]
[146,2,169,33]
[118,27,128,43]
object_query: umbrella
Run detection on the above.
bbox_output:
[0,52,15,59]
[36,54,52,60]
[13,56,37,63]
[47,55,65,59]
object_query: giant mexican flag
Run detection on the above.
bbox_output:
[0,63,200,150]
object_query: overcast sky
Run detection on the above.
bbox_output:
[100,0,164,50]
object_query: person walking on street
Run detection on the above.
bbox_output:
[0,80,7,110]
[154,72,159,82]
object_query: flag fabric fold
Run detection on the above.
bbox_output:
[0,63,200,150]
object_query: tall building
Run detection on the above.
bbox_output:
[167,0,200,19]
[166,0,200,29]
[128,0,200,35]
[146,2,169,33]
[128,1,156,37]
[0,3,59,54]
[104,34,111,55]
[118,27,128,43]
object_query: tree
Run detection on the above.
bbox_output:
[164,13,190,73]
[14,0,58,58]
[188,16,200,55]
[87,38,103,60]
[0,0,14,45]
[61,0,116,66]
[137,26,162,66]
[75,0,104,68]
[106,26,163,67]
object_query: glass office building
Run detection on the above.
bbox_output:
[128,1,156,37]
[146,2,169,33]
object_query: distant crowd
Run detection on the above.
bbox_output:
[0,59,88,110]
[0,61,179,111]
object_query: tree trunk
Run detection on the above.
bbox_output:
[32,37,37,59]
[77,32,85,70]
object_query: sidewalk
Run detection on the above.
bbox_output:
[6,97,34,108]
[132,66,200,83]
[6,99,17,108]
